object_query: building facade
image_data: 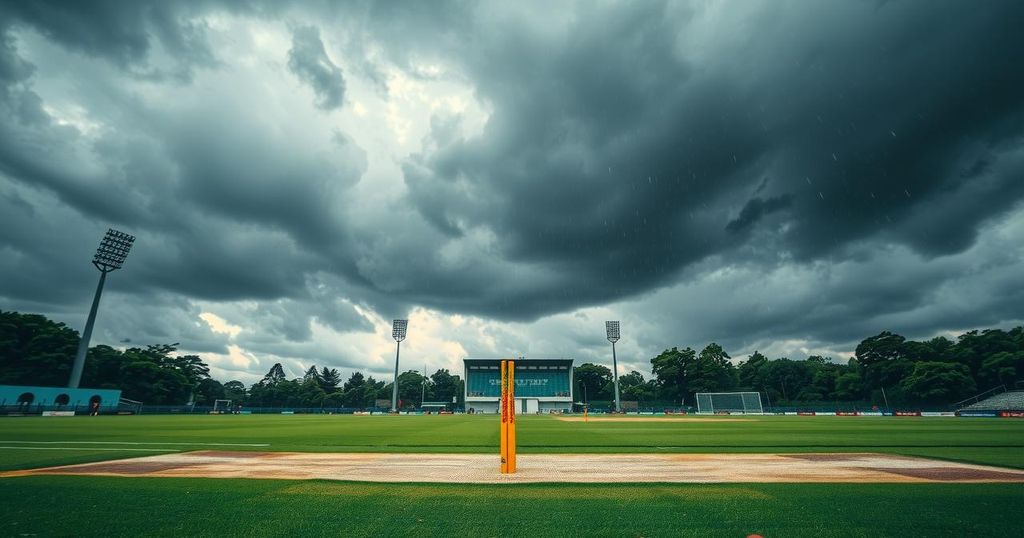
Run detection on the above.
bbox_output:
[0,385,122,414]
[463,357,573,414]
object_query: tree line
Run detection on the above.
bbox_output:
[575,329,1023,407]
[0,311,464,408]
[2,310,1022,408]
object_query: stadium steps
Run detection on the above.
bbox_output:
[959,390,1024,412]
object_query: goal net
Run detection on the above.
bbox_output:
[695,392,763,414]
[212,399,232,413]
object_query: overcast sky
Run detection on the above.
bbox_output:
[1,1,1022,384]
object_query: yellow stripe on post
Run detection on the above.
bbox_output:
[508,360,516,472]
[499,359,508,474]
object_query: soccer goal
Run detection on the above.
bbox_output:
[695,392,763,414]
[212,399,232,414]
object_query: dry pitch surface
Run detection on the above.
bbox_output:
[5,451,1024,483]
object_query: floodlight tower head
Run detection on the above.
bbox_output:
[392,319,408,342]
[605,320,620,343]
[92,228,135,273]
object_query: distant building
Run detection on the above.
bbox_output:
[0,385,122,415]
[463,357,573,414]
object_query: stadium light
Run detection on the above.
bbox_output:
[390,319,408,412]
[68,229,135,388]
[605,321,621,412]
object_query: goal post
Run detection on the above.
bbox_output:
[695,392,763,414]
[212,399,232,413]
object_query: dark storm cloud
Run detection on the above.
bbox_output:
[0,0,218,80]
[1,0,1024,375]
[725,195,794,234]
[398,0,1024,319]
[287,25,346,110]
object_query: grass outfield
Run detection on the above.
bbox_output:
[2,414,1022,537]
[1,414,1023,470]
[1,477,1021,537]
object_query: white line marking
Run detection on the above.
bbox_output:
[0,441,270,447]
[0,446,178,452]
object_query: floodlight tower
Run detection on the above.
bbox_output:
[390,319,408,412]
[605,321,621,412]
[68,229,135,388]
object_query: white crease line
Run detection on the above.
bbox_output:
[0,441,270,447]
[0,446,179,452]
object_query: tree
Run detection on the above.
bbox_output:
[855,331,907,367]
[0,311,80,386]
[900,362,976,404]
[118,360,190,404]
[650,347,698,403]
[856,331,913,392]
[619,371,654,402]
[395,370,426,408]
[428,369,461,405]
[762,359,813,403]
[82,345,129,389]
[364,376,387,406]
[302,366,322,385]
[223,380,247,403]
[165,354,210,386]
[952,329,1019,376]
[194,378,225,405]
[737,351,770,392]
[261,363,287,385]
[978,352,1024,389]
[298,377,326,407]
[320,367,341,393]
[574,363,612,402]
[323,391,344,408]
[833,371,864,400]
[690,343,737,394]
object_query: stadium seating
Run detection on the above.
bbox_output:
[959,390,1024,412]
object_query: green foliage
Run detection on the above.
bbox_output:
[691,343,737,394]
[194,378,225,405]
[427,368,462,405]
[3,310,1022,409]
[573,363,612,401]
[319,367,341,392]
[979,352,1024,388]
[0,311,79,386]
[223,380,247,402]
[900,362,977,403]
[650,347,697,402]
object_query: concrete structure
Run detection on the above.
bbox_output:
[0,385,122,414]
[464,357,573,414]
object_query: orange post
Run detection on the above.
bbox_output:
[508,360,516,472]
[499,360,508,473]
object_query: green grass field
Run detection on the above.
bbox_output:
[2,414,1023,537]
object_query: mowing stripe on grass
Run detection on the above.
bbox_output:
[0,441,270,447]
[0,446,178,452]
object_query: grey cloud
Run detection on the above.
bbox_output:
[1,0,220,80]
[2,0,1024,382]
[396,0,1024,319]
[725,194,794,234]
[288,25,345,110]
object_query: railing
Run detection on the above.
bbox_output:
[951,385,1006,410]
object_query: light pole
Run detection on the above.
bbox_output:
[390,319,408,412]
[69,229,135,388]
[606,321,621,412]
